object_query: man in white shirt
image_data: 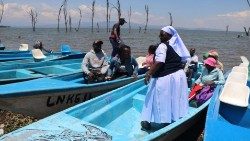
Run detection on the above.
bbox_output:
[82,40,109,83]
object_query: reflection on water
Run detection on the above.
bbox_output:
[0,28,250,71]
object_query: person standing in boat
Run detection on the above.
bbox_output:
[106,44,138,79]
[109,18,127,58]
[82,40,109,83]
[141,26,190,131]
[33,40,53,53]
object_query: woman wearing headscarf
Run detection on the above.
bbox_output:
[141,26,190,130]
[208,50,224,71]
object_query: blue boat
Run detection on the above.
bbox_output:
[0,72,215,140]
[0,53,85,71]
[0,43,5,50]
[0,72,145,119]
[0,62,82,85]
[204,65,249,141]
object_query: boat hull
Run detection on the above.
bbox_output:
[0,74,144,118]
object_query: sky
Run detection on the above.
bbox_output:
[0,0,250,31]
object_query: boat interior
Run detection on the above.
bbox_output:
[65,79,204,140]
[0,63,81,82]
[211,61,250,133]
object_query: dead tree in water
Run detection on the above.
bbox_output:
[87,0,95,33]
[106,0,109,32]
[69,15,72,32]
[97,22,100,32]
[168,12,173,26]
[139,26,141,33]
[108,7,115,32]
[0,0,4,24]
[57,4,63,32]
[128,6,132,33]
[226,25,229,35]
[144,5,149,33]
[243,27,250,36]
[75,8,82,32]
[63,0,68,32]
[111,0,121,20]
[27,9,38,31]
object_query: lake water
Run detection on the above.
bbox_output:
[0,28,250,71]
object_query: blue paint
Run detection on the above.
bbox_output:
[204,76,250,141]
[1,71,211,140]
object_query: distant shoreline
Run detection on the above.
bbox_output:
[0,26,10,28]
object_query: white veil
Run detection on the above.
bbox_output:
[161,26,190,61]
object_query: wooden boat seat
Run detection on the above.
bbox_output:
[219,82,250,107]
[232,66,248,76]
[226,72,248,85]
[31,49,46,61]
[136,56,146,68]
[240,56,249,67]
[19,44,29,51]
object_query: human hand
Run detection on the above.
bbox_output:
[105,76,112,81]
[204,81,214,85]
[132,74,138,79]
[88,72,94,78]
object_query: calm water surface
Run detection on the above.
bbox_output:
[0,28,250,71]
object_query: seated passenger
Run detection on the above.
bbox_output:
[138,44,157,75]
[106,44,138,79]
[189,57,225,106]
[33,40,53,53]
[208,50,224,72]
[186,48,199,87]
[82,40,109,83]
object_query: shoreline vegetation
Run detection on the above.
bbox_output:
[0,109,37,135]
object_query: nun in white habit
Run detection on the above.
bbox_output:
[141,26,190,131]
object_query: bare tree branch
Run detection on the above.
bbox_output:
[168,12,173,26]
[108,7,116,32]
[226,25,229,35]
[106,0,109,32]
[0,0,4,24]
[62,0,68,32]
[27,8,38,31]
[243,26,250,36]
[97,22,100,32]
[128,6,132,33]
[91,0,95,33]
[69,14,72,32]
[75,8,82,32]
[144,5,149,33]
[247,0,250,7]
[110,0,121,20]
[57,4,63,32]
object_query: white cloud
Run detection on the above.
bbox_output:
[189,10,250,31]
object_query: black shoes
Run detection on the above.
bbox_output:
[141,121,151,131]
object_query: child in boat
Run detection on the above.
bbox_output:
[82,40,109,83]
[189,57,225,106]
[138,44,157,75]
[106,44,138,79]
